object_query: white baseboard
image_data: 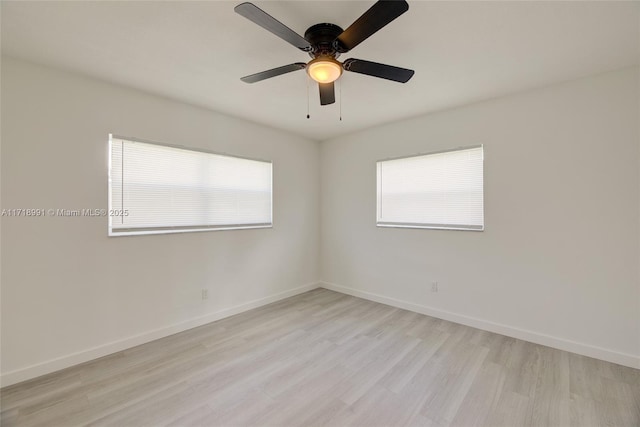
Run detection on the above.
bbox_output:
[320,282,640,370]
[0,282,321,388]
[4,280,637,388]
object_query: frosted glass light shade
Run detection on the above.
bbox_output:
[307,58,343,83]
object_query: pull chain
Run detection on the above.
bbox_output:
[306,76,310,119]
[339,79,342,121]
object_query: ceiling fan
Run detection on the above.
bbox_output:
[235,0,414,106]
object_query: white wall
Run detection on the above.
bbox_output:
[321,67,640,368]
[0,57,320,385]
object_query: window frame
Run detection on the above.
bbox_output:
[108,134,273,237]
[376,145,484,232]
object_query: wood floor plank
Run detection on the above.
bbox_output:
[378,331,449,394]
[1,289,638,427]
[449,361,506,427]
[418,344,490,424]
[525,346,571,427]
[483,390,531,427]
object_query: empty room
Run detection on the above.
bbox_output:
[1,1,639,426]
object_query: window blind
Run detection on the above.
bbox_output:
[376,146,484,231]
[109,136,272,236]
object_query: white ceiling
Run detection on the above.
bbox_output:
[2,1,639,141]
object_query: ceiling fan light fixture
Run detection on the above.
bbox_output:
[307,57,343,83]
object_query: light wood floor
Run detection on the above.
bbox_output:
[1,288,639,427]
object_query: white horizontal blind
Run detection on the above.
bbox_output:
[109,136,272,235]
[377,146,484,230]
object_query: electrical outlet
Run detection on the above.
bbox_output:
[202,289,208,300]
[431,282,438,292]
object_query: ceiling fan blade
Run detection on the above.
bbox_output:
[234,2,312,52]
[241,63,306,83]
[343,58,414,83]
[319,82,335,105]
[336,0,409,52]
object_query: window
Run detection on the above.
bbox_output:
[376,145,484,231]
[109,136,272,236]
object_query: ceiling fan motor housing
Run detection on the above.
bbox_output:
[304,23,344,58]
